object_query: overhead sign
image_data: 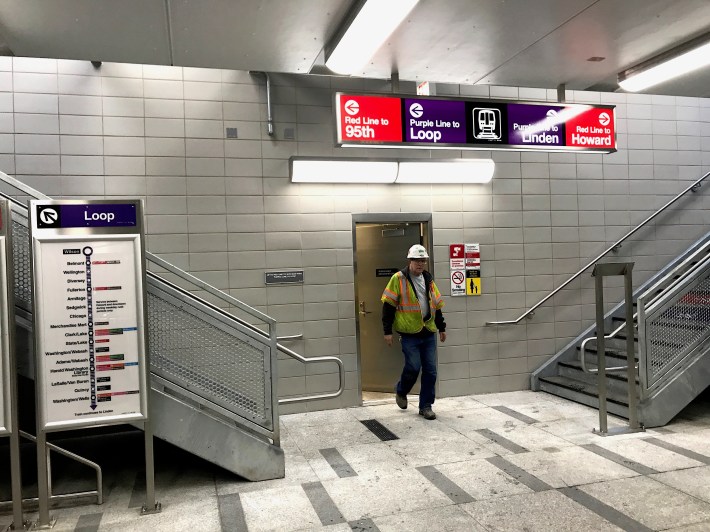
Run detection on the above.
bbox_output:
[30,200,148,430]
[337,94,402,143]
[335,92,616,152]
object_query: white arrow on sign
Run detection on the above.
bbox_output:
[344,99,360,116]
[599,112,610,126]
[409,103,423,118]
[39,208,58,225]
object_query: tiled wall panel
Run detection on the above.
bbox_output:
[5,57,710,413]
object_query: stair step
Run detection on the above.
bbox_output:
[560,359,638,378]
[538,375,630,407]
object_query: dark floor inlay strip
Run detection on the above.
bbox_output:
[491,405,538,424]
[127,471,145,508]
[350,517,381,531]
[476,428,528,454]
[417,465,475,504]
[74,512,103,532]
[559,486,654,532]
[582,443,659,476]
[218,493,248,532]
[486,456,552,492]
[302,481,346,526]
[360,419,399,441]
[320,448,357,478]
[643,437,710,465]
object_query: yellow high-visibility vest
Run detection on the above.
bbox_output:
[381,270,444,333]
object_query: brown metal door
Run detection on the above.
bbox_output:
[355,222,428,393]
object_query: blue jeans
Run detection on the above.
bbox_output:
[396,333,437,410]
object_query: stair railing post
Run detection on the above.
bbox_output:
[591,262,645,437]
[593,267,608,434]
[624,266,641,429]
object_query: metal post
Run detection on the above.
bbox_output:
[624,267,641,429]
[8,429,22,530]
[594,272,608,434]
[140,420,161,515]
[591,262,645,437]
[35,430,55,528]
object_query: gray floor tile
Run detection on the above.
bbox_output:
[650,465,710,504]
[460,489,624,531]
[373,505,487,531]
[578,475,710,531]
[320,468,452,522]
[503,445,639,488]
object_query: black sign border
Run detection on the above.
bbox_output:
[334,92,617,153]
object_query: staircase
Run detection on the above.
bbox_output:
[2,173,343,482]
[532,231,710,427]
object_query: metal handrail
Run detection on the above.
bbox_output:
[277,344,345,405]
[146,252,275,327]
[579,238,710,373]
[145,270,344,405]
[20,430,102,504]
[487,170,710,325]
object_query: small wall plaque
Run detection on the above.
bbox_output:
[265,270,304,285]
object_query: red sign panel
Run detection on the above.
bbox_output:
[449,244,464,259]
[337,95,402,143]
[565,107,615,149]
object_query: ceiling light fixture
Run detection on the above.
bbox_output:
[325,0,420,75]
[290,157,495,184]
[618,33,710,92]
[290,158,398,183]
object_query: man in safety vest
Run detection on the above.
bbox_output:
[381,244,446,420]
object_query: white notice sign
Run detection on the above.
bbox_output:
[450,269,466,297]
[36,239,145,429]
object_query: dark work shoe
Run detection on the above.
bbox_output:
[419,408,436,420]
[395,390,407,409]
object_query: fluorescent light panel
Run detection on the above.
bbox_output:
[397,160,494,183]
[325,0,419,75]
[291,159,398,183]
[290,158,495,184]
[618,36,710,92]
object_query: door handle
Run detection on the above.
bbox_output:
[359,301,373,316]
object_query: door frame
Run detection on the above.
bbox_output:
[352,213,434,403]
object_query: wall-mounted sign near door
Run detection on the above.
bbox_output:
[265,271,304,285]
[335,93,616,153]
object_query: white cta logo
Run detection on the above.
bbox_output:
[599,112,610,126]
[409,103,423,118]
[344,99,359,116]
[39,207,58,225]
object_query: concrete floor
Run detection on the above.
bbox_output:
[1,389,709,531]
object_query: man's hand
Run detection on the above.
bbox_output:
[439,331,447,342]
[384,334,393,346]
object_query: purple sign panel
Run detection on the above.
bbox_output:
[36,204,137,229]
[404,98,466,144]
[507,104,565,147]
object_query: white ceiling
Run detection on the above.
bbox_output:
[0,0,709,96]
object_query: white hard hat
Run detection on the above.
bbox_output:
[407,244,429,259]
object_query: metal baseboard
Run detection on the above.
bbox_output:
[147,387,285,481]
[638,349,710,428]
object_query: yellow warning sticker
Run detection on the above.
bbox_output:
[466,277,481,295]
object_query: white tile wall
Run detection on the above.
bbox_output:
[6,57,710,413]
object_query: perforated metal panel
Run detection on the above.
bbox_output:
[12,218,31,309]
[147,290,272,429]
[646,276,710,385]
